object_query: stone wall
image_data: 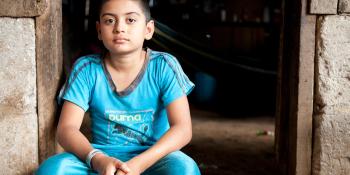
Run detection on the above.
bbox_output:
[339,0,350,13]
[0,18,38,174]
[313,15,350,175]
[0,0,61,174]
[310,0,338,14]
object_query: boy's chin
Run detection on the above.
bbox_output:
[108,47,140,55]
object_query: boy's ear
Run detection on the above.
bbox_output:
[96,21,102,40]
[145,20,155,40]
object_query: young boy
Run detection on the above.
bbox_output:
[36,0,201,175]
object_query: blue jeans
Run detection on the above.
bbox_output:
[36,151,201,175]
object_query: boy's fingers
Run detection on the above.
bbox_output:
[113,159,130,173]
[115,170,127,175]
[105,166,117,175]
[119,163,131,173]
[122,163,131,171]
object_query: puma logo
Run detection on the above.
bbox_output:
[108,114,142,122]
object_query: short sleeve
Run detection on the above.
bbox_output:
[58,58,93,111]
[159,53,195,106]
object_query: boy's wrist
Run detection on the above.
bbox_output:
[85,149,104,169]
[91,152,106,171]
[128,156,147,173]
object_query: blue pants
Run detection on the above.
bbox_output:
[36,151,201,175]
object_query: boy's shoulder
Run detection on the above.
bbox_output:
[149,49,180,66]
[74,54,102,66]
[71,54,102,71]
[150,50,174,60]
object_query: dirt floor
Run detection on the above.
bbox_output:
[182,107,280,175]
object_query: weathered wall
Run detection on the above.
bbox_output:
[0,0,61,173]
[310,0,338,14]
[310,0,350,14]
[0,18,38,174]
[313,15,350,175]
[339,0,350,13]
[0,0,47,17]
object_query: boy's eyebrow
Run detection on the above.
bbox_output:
[101,12,141,17]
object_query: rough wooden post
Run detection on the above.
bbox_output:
[36,0,63,162]
[276,0,315,174]
[291,1,315,173]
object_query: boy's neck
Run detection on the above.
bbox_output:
[106,49,146,73]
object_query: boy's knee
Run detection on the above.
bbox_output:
[36,153,84,175]
[164,151,201,175]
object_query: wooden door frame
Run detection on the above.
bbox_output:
[36,0,63,162]
[35,0,316,174]
[275,0,315,174]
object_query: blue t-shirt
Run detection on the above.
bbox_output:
[59,49,194,152]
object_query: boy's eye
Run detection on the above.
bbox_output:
[126,18,136,24]
[104,18,115,25]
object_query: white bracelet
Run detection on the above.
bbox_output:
[85,149,103,169]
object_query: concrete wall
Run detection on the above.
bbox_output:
[339,0,350,13]
[310,0,338,14]
[0,18,38,174]
[0,0,61,173]
[313,15,350,175]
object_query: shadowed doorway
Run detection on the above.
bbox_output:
[62,0,283,174]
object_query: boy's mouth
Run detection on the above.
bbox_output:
[113,38,129,44]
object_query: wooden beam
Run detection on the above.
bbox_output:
[0,0,47,17]
[277,0,315,174]
[275,0,288,172]
[36,0,63,162]
[292,0,315,173]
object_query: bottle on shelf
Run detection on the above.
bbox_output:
[263,5,270,23]
[232,13,238,23]
[220,9,226,22]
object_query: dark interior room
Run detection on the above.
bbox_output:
[62,0,283,174]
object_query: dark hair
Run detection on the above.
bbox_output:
[98,0,152,21]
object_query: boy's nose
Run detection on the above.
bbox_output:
[113,22,126,33]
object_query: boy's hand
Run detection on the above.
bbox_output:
[91,153,130,175]
[115,159,142,175]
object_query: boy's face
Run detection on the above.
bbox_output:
[96,0,154,55]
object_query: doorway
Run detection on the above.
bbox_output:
[60,0,312,174]
[148,1,281,175]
